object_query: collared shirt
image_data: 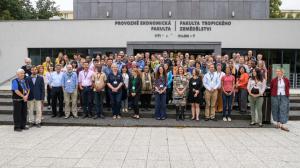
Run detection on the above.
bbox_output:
[115,61,125,72]
[122,73,129,88]
[92,72,107,92]
[107,72,123,91]
[203,71,221,91]
[277,78,286,95]
[49,71,64,87]
[136,59,145,70]
[31,76,37,85]
[103,66,112,77]
[62,72,78,93]
[78,70,94,87]
[11,78,29,94]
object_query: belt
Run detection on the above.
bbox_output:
[82,86,91,88]
[52,86,62,88]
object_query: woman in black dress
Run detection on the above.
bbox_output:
[188,68,202,121]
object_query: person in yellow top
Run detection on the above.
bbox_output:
[55,52,63,65]
[42,57,53,75]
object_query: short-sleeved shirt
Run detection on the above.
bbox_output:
[107,72,123,92]
[222,75,235,92]
[92,72,106,92]
[11,78,29,95]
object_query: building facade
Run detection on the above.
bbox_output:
[74,0,270,20]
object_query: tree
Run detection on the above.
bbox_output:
[0,0,35,20]
[270,0,283,18]
[35,0,61,19]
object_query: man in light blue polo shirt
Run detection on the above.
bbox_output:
[62,64,78,119]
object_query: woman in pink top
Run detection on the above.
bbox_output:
[221,67,235,122]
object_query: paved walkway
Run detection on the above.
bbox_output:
[0,122,300,168]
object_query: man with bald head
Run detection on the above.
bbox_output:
[11,69,30,131]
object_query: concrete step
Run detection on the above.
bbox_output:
[0,114,272,128]
[0,105,251,120]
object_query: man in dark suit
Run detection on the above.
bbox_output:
[26,66,45,128]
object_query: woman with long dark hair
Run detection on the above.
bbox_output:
[247,68,266,127]
[154,66,167,120]
[237,66,249,114]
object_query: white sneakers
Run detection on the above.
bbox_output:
[223,117,232,122]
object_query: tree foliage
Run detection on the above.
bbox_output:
[270,0,283,18]
[0,0,60,20]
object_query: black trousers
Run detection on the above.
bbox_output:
[81,86,93,115]
[47,85,51,106]
[166,87,173,104]
[13,100,27,129]
[141,94,151,109]
[105,86,111,108]
[51,87,64,116]
[131,94,140,115]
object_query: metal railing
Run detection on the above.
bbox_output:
[290,73,300,89]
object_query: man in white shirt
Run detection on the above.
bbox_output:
[203,64,221,121]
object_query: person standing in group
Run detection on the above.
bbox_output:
[154,66,167,120]
[121,65,129,113]
[21,58,32,77]
[78,62,94,118]
[221,67,235,122]
[164,63,173,104]
[247,68,266,127]
[141,65,153,111]
[237,66,249,114]
[103,58,113,110]
[107,63,124,119]
[128,68,142,119]
[92,64,106,119]
[42,56,53,75]
[62,64,79,119]
[216,63,225,113]
[173,66,189,121]
[203,64,221,121]
[45,65,54,110]
[11,69,30,132]
[27,66,45,128]
[48,64,64,118]
[270,68,290,132]
[188,68,202,121]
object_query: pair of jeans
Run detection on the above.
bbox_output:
[94,91,103,117]
[81,86,93,116]
[222,93,233,117]
[155,93,167,118]
[271,95,289,124]
[110,91,122,116]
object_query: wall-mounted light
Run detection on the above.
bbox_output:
[231,11,235,17]
[106,11,110,17]
[168,11,172,17]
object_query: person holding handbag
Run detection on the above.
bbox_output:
[247,68,266,127]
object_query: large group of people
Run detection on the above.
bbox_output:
[12,50,290,132]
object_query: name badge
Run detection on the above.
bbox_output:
[113,81,117,85]
[145,80,150,83]
[192,82,196,86]
[67,80,71,83]
[179,84,183,88]
[132,86,135,90]
[160,84,163,88]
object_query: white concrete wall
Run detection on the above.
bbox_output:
[0,19,300,82]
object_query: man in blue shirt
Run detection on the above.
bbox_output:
[11,69,30,131]
[62,64,78,119]
[203,64,221,121]
[49,64,64,117]
[136,54,145,70]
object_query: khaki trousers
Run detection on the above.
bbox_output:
[204,90,218,119]
[216,88,223,112]
[64,90,78,117]
[27,100,42,124]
